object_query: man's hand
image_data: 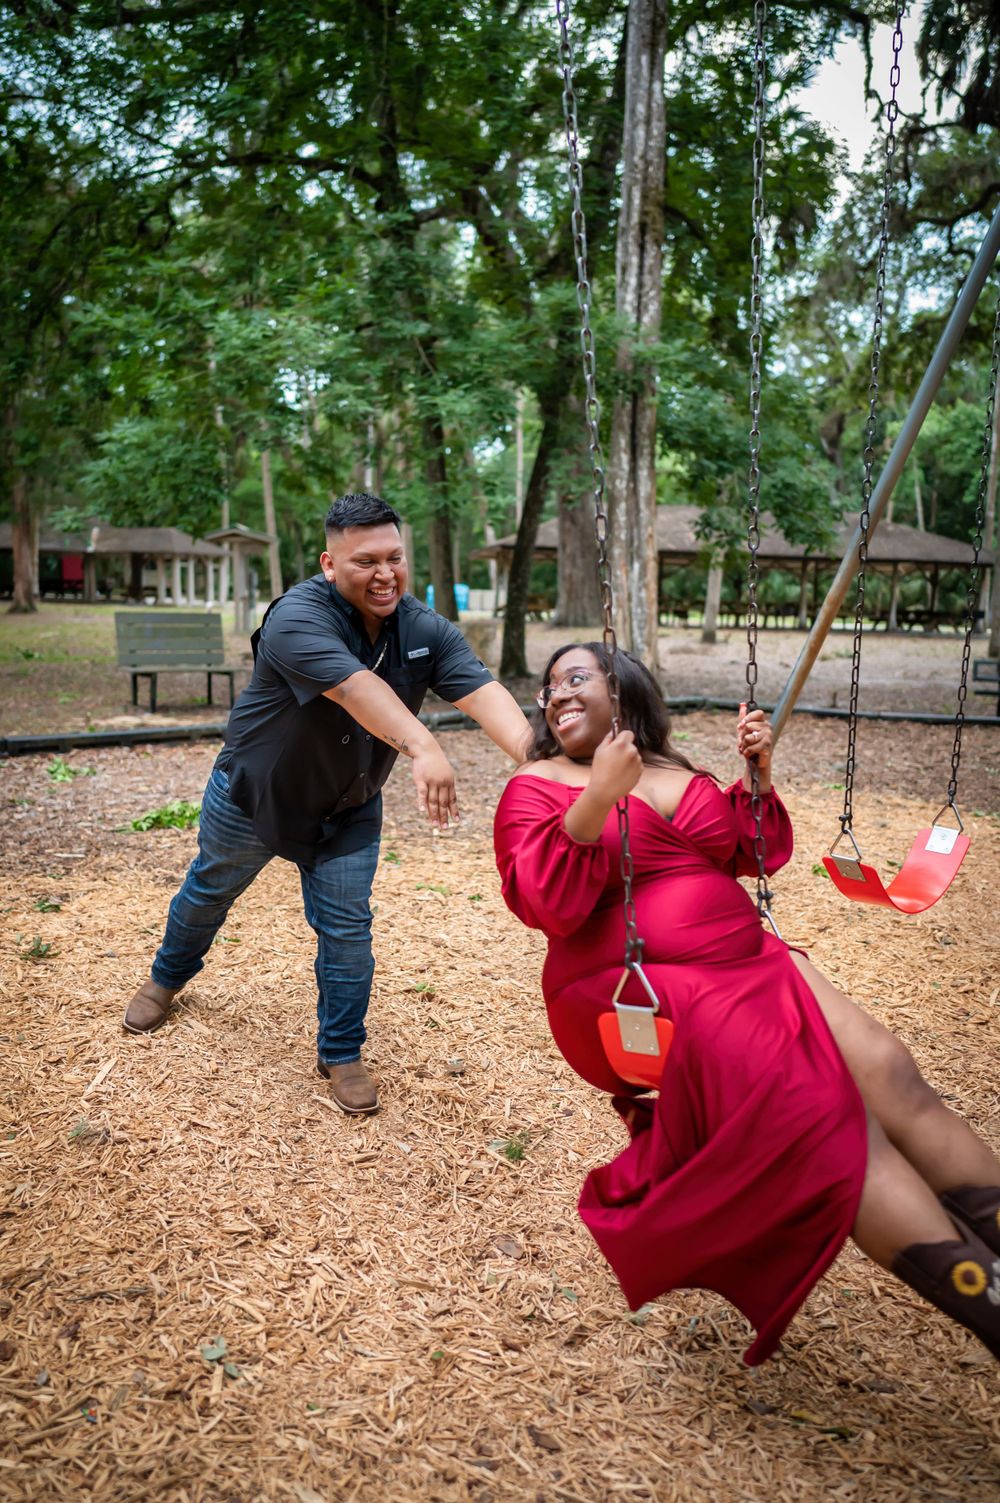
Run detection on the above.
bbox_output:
[411,744,460,828]
[324,670,461,827]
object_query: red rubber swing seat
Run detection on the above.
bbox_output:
[597,965,675,1090]
[822,813,970,916]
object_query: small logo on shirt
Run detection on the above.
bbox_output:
[407,647,430,660]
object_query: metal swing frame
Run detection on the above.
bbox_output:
[555,0,774,1092]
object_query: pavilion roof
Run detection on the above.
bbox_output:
[473,505,993,568]
[0,524,225,558]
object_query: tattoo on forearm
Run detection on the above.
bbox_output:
[384,734,410,755]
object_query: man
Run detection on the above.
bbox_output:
[124,493,531,1114]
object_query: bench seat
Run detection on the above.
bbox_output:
[972,657,1000,715]
[115,611,239,713]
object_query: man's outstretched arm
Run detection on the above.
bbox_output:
[452,681,533,764]
[324,672,459,827]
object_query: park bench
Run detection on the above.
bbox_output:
[115,611,238,713]
[972,658,1000,715]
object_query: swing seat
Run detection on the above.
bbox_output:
[597,965,675,1090]
[598,1011,674,1090]
[823,823,970,915]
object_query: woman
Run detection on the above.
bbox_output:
[494,643,1000,1366]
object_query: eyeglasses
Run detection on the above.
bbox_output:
[535,668,605,709]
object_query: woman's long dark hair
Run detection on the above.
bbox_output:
[526,642,703,773]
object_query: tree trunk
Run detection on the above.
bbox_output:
[494,7,627,678]
[424,418,456,620]
[797,562,810,629]
[556,497,604,627]
[913,463,925,530]
[500,402,561,678]
[426,511,456,620]
[289,515,306,584]
[9,474,37,614]
[260,448,283,599]
[4,402,36,614]
[701,561,723,644]
[514,389,526,525]
[980,376,999,631]
[604,0,667,671]
[556,391,603,626]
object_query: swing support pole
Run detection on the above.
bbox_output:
[772,200,1000,743]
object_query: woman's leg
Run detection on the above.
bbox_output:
[853,1114,954,1264]
[855,1116,1000,1361]
[791,952,1000,1196]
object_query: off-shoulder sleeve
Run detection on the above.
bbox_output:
[723,782,794,879]
[494,776,610,937]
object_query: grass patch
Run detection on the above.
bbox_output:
[47,757,96,783]
[491,1130,531,1163]
[21,936,56,961]
[129,799,201,832]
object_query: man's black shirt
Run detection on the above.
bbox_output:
[216,577,492,866]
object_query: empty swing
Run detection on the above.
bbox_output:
[824,286,999,913]
[822,10,1000,914]
[555,0,776,1089]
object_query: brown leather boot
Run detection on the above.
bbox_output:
[939,1185,1000,1256]
[123,978,179,1034]
[317,1057,379,1115]
[892,1234,1000,1362]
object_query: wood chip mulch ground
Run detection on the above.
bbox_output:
[1,709,999,1503]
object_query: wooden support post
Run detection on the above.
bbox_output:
[888,562,900,631]
[797,562,810,629]
[701,561,723,644]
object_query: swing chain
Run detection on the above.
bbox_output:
[556,0,642,970]
[842,1,904,837]
[745,0,775,925]
[947,282,1000,806]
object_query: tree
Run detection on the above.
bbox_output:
[605,0,666,668]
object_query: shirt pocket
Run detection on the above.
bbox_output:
[383,663,432,704]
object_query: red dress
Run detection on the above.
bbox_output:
[493,772,867,1365]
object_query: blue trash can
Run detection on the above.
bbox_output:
[426,583,469,613]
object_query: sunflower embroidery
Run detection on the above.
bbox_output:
[952,1261,988,1298]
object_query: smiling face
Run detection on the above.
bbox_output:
[320,523,408,632]
[541,648,613,759]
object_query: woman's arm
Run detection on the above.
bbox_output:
[736,702,772,795]
[562,730,643,842]
[495,777,611,936]
[725,704,793,875]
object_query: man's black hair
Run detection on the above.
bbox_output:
[325,493,402,534]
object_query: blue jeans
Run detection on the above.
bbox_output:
[151,765,379,1065]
